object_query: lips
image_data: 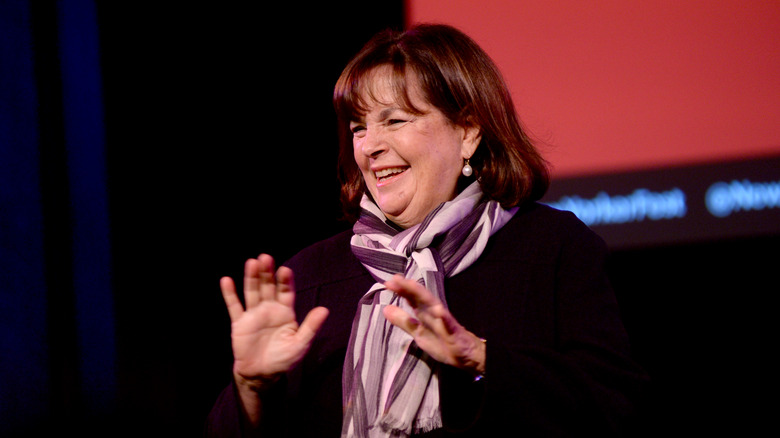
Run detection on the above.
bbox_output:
[374,166,409,183]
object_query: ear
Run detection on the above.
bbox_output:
[460,121,482,160]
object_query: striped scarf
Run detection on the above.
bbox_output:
[341,182,517,437]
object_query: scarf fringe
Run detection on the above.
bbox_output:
[373,415,443,437]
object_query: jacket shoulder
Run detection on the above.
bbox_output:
[490,202,607,257]
[282,229,367,290]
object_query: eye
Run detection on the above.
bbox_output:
[349,122,366,137]
[386,118,410,127]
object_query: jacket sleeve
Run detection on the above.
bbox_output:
[204,378,289,438]
[204,381,244,438]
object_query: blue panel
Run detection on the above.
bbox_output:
[57,0,117,413]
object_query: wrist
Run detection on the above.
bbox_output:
[234,368,281,394]
[472,337,486,380]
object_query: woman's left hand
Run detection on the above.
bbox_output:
[382,274,486,377]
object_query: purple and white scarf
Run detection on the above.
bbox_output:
[341,182,517,437]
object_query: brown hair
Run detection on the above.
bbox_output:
[333,23,549,221]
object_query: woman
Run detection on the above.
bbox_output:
[206,24,647,437]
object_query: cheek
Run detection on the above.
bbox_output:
[421,141,463,179]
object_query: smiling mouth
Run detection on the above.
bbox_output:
[375,167,409,183]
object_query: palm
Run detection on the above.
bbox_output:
[231,300,304,377]
[220,255,329,385]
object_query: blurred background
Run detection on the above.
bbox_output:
[1,1,778,436]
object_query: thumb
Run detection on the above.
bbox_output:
[296,306,329,344]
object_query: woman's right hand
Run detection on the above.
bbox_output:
[220,254,329,395]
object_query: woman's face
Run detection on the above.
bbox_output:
[350,67,480,228]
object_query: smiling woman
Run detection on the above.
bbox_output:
[206,24,649,437]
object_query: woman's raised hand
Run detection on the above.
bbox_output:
[220,254,329,392]
[382,275,486,377]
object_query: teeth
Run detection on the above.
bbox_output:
[375,167,407,179]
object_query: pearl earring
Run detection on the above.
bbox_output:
[462,159,473,177]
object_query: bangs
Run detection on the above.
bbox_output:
[333,62,423,122]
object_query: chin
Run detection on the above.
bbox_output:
[373,196,407,217]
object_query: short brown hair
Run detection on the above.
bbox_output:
[333,24,549,221]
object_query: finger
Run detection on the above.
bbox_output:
[385,275,440,310]
[385,276,444,334]
[220,276,245,322]
[415,304,460,336]
[243,258,261,308]
[257,254,277,302]
[296,306,330,345]
[383,305,421,335]
[385,276,461,336]
[275,266,295,308]
[437,309,462,335]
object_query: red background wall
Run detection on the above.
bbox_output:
[407,0,780,177]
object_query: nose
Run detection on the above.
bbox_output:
[359,126,387,159]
